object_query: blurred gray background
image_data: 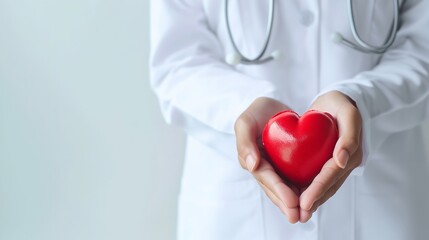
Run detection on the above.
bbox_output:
[1,0,184,239]
[1,1,429,240]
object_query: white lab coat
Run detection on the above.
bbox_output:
[150,0,429,239]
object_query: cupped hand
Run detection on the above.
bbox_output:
[299,91,363,223]
[234,97,301,223]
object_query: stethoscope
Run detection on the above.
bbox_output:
[225,0,400,65]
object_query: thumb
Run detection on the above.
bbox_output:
[234,113,260,172]
[332,107,361,169]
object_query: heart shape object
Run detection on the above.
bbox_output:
[262,110,339,188]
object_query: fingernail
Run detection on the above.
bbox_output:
[300,212,313,223]
[246,154,256,172]
[337,149,349,169]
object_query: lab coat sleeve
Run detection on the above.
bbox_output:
[316,0,429,176]
[150,0,282,155]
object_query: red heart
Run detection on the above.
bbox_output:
[262,110,339,188]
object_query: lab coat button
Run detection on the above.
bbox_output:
[300,10,315,26]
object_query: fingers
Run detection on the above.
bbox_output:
[297,91,363,222]
[254,159,299,208]
[235,112,260,172]
[333,105,362,169]
[300,158,342,211]
[299,167,349,223]
[234,97,290,172]
[299,208,313,223]
[253,159,300,223]
[308,169,352,213]
[235,98,297,222]
[259,182,300,223]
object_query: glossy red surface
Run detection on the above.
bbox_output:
[262,110,339,188]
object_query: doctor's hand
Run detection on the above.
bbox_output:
[299,91,363,223]
[234,97,301,224]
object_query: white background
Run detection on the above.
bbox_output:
[1,1,429,240]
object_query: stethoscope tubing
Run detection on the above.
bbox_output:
[225,0,275,64]
[225,0,401,65]
[346,0,399,54]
